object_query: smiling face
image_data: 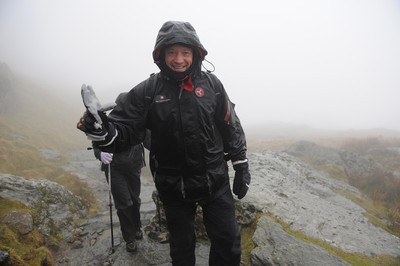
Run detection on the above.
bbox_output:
[164,44,193,73]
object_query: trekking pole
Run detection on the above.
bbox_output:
[107,164,115,253]
[156,192,162,232]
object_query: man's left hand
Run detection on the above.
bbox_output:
[233,162,251,199]
[100,152,113,164]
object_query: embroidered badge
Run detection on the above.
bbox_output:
[155,95,170,103]
[195,87,205,97]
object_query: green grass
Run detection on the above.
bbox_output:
[317,163,349,182]
[240,219,257,265]
[0,198,55,266]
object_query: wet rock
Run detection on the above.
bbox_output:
[0,250,10,264]
[2,210,33,234]
[71,240,84,249]
[90,238,97,246]
[0,174,87,238]
[244,150,400,257]
[251,216,350,266]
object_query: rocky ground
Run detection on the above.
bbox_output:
[245,150,400,257]
[59,146,400,265]
[3,143,399,265]
[59,149,211,266]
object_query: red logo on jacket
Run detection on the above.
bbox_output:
[195,87,205,97]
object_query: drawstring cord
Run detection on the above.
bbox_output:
[202,58,215,73]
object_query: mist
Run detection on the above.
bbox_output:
[1,0,399,131]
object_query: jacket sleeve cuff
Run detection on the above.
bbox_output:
[232,159,248,171]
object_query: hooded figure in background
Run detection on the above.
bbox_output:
[92,92,149,253]
[78,21,251,265]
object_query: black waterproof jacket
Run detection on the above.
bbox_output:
[107,21,248,201]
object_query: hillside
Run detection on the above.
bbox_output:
[0,64,97,264]
[0,65,86,150]
[246,122,400,152]
[0,64,96,200]
[0,63,89,175]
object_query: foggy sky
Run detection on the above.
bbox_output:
[1,0,399,131]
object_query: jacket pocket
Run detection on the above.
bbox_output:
[154,174,185,199]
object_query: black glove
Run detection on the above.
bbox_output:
[233,161,251,199]
[77,111,117,145]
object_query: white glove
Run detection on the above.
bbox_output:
[100,152,113,164]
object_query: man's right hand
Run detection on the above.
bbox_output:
[77,111,117,144]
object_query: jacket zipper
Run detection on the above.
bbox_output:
[178,85,186,199]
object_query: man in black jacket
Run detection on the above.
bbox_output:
[78,21,251,266]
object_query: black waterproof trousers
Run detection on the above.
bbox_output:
[163,187,241,266]
[106,163,142,243]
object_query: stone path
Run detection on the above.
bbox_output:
[60,150,210,266]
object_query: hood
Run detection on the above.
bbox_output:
[152,21,208,65]
[115,92,128,105]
